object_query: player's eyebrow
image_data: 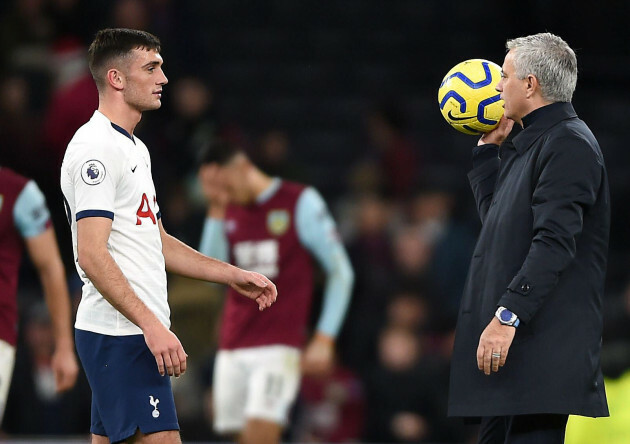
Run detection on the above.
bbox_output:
[142,60,161,69]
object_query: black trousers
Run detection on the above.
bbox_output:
[477,414,569,444]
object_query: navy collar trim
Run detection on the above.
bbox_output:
[111,122,135,144]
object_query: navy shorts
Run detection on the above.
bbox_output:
[75,329,179,443]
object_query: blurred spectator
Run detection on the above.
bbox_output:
[0,75,42,177]
[363,326,448,443]
[2,303,91,436]
[0,0,53,71]
[111,0,149,31]
[252,129,307,182]
[391,225,434,290]
[150,76,218,193]
[386,292,431,332]
[361,102,420,199]
[294,362,365,443]
[408,189,477,319]
[42,37,98,172]
[339,194,395,369]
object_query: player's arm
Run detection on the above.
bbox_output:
[198,162,229,262]
[15,181,78,392]
[198,218,229,263]
[77,216,186,377]
[158,221,276,310]
[295,188,355,376]
[25,228,79,392]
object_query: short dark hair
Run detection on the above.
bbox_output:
[88,28,161,90]
[199,139,243,166]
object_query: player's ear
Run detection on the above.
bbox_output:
[106,69,125,91]
[525,74,538,99]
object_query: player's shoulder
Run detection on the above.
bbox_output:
[63,112,126,168]
[68,112,111,148]
[295,185,329,216]
[280,180,309,197]
[0,167,30,190]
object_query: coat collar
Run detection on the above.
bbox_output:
[512,102,577,155]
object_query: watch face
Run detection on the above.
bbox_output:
[500,309,514,322]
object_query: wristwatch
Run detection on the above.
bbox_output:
[495,306,520,327]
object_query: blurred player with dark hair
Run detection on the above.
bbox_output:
[199,140,354,444]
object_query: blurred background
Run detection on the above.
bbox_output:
[1,0,628,443]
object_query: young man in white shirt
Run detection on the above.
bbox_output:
[60,28,277,444]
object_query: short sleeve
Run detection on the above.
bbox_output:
[68,142,122,221]
[13,180,50,238]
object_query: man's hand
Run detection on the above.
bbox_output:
[51,341,79,392]
[302,332,335,377]
[477,316,516,375]
[143,321,188,377]
[478,115,515,146]
[199,163,230,213]
[229,270,278,311]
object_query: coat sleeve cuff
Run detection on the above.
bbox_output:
[468,146,500,186]
[498,275,536,324]
[472,144,499,168]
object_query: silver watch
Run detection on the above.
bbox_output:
[495,306,520,327]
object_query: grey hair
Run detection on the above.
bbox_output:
[506,33,577,103]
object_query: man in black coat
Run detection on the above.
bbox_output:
[448,33,610,444]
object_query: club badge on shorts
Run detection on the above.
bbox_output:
[267,210,290,236]
[81,160,106,185]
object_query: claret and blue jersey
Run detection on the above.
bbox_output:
[0,168,50,346]
[200,178,354,349]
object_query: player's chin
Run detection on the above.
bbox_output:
[145,98,162,110]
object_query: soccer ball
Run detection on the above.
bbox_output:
[438,59,504,135]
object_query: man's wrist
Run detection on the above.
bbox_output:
[54,335,75,352]
[313,331,335,345]
[495,306,520,327]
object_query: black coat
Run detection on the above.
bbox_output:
[448,102,610,418]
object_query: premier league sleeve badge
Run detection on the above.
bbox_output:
[81,160,107,185]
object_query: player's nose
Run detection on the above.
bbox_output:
[158,69,168,85]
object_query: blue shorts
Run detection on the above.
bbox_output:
[75,329,179,443]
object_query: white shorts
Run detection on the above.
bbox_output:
[212,345,301,433]
[0,339,16,426]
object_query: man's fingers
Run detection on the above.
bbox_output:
[155,355,165,376]
[163,352,174,376]
[476,345,484,371]
[178,348,188,376]
[491,350,501,373]
[484,352,492,376]
[170,350,181,377]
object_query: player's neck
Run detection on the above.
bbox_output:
[97,96,142,136]
[250,169,274,202]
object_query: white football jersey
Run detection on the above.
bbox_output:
[61,110,169,336]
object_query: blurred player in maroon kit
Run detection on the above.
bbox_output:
[198,140,354,444]
[0,167,78,427]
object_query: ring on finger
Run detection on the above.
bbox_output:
[491,352,501,359]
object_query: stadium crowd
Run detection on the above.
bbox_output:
[1,0,629,443]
